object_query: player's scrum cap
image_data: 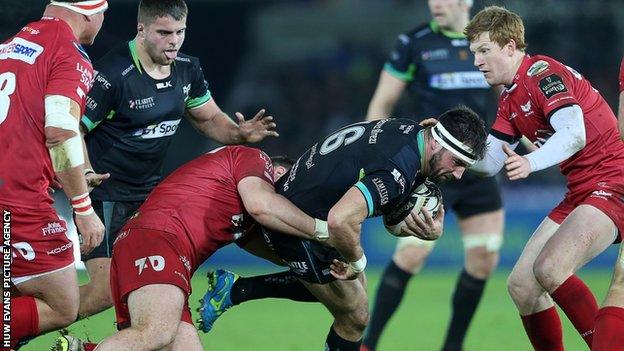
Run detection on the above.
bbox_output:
[50,0,108,16]
[431,122,477,165]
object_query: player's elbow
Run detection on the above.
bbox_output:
[244,197,272,224]
[570,130,586,152]
[45,127,78,148]
[327,210,357,239]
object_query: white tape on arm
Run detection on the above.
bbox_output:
[349,253,367,274]
[45,95,84,171]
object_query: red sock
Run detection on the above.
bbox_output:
[11,296,40,342]
[592,306,624,351]
[551,275,598,347]
[521,307,564,351]
[84,342,99,351]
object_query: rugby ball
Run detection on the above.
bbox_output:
[383,180,443,237]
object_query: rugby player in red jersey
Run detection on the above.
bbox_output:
[0,1,107,348]
[591,57,624,351]
[55,146,331,351]
[463,6,624,350]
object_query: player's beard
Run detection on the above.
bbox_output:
[428,150,454,183]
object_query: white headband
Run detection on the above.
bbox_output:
[431,122,477,165]
[50,0,108,16]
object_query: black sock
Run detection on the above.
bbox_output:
[325,325,361,351]
[441,269,487,351]
[229,270,317,305]
[362,260,412,350]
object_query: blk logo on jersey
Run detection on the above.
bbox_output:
[135,255,165,275]
[0,37,43,64]
[156,81,172,90]
[132,119,181,139]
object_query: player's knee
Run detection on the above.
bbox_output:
[393,244,430,274]
[466,249,499,279]
[51,303,79,329]
[350,307,369,334]
[507,270,533,304]
[135,322,178,349]
[532,255,565,292]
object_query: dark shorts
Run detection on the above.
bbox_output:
[82,200,143,261]
[263,227,341,284]
[439,173,502,219]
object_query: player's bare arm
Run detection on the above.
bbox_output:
[45,95,104,254]
[238,176,327,240]
[619,90,624,141]
[366,70,407,121]
[186,98,278,144]
[325,186,368,280]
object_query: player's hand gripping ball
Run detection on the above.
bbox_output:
[383,180,443,237]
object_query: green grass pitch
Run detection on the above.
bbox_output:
[22,268,611,350]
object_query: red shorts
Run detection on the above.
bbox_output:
[110,227,194,329]
[3,205,74,279]
[549,181,624,241]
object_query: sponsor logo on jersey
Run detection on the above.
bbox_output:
[520,101,532,113]
[132,119,181,139]
[422,48,449,61]
[527,60,549,77]
[391,169,406,194]
[129,96,155,110]
[458,50,469,61]
[282,159,300,192]
[288,261,309,275]
[399,124,414,134]
[590,190,613,200]
[509,112,518,120]
[451,39,468,47]
[135,255,165,275]
[0,37,43,64]
[156,81,172,90]
[174,56,191,63]
[86,96,98,111]
[46,242,73,256]
[41,222,66,237]
[372,177,389,205]
[231,214,244,240]
[183,83,191,100]
[368,120,387,144]
[76,62,93,88]
[122,64,134,76]
[21,26,40,35]
[429,71,489,90]
[539,74,568,99]
[179,255,191,272]
[305,143,317,169]
[94,71,111,90]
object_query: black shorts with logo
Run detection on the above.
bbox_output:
[439,173,502,219]
[82,200,143,261]
[263,227,341,284]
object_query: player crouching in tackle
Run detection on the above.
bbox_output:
[197,108,488,351]
[53,146,331,351]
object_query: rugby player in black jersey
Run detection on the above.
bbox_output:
[197,107,487,351]
[364,1,504,349]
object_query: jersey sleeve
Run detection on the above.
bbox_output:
[355,167,409,218]
[383,33,416,82]
[490,101,521,142]
[185,59,211,109]
[619,56,624,93]
[45,43,93,111]
[81,64,118,132]
[526,61,580,118]
[233,147,275,186]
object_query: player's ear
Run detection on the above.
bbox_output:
[137,23,145,38]
[505,39,517,56]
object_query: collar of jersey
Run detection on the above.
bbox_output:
[417,129,426,171]
[429,21,465,39]
[505,54,532,93]
[128,39,144,74]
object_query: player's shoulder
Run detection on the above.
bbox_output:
[174,52,202,70]
[93,42,134,80]
[522,54,568,81]
[394,23,432,45]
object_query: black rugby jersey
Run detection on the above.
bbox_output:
[385,21,490,120]
[82,40,211,201]
[275,119,428,220]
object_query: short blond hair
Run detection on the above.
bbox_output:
[464,6,527,51]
